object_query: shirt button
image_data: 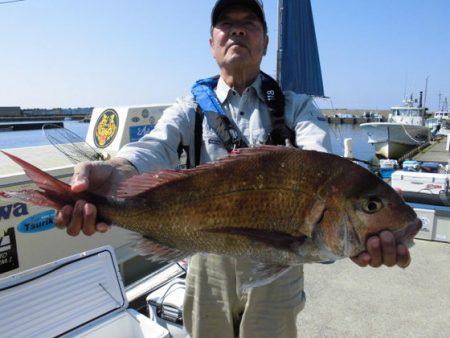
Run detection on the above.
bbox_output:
[240,111,245,116]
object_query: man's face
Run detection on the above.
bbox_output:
[210,6,268,72]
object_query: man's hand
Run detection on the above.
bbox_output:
[351,230,411,268]
[54,157,138,237]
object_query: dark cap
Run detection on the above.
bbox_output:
[211,0,267,32]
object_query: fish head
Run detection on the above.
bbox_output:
[342,167,422,257]
[311,160,421,260]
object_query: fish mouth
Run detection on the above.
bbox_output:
[393,218,422,247]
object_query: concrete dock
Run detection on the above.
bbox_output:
[412,136,449,163]
[296,239,450,337]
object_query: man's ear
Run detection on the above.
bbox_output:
[263,35,269,55]
[209,38,217,60]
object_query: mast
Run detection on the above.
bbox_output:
[276,0,324,96]
[276,0,284,83]
[423,75,429,109]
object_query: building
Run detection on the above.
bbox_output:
[0,107,21,117]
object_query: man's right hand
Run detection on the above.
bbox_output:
[54,157,138,237]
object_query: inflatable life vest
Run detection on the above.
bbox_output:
[184,71,295,168]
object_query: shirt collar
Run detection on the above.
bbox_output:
[215,74,266,103]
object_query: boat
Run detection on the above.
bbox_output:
[360,93,432,159]
[425,97,450,136]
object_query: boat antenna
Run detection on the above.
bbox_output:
[276,0,284,83]
[423,75,429,108]
[403,73,408,101]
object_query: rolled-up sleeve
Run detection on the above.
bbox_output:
[284,91,332,153]
[116,96,196,173]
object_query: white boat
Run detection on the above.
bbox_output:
[360,94,431,159]
[426,97,450,136]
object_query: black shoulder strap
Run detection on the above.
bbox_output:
[177,106,204,169]
[194,106,204,167]
[260,71,295,146]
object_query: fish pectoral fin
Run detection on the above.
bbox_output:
[241,263,292,289]
[203,227,307,251]
[130,234,189,263]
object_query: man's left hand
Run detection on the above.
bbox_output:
[351,230,411,268]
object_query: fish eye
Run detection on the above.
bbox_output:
[363,197,383,214]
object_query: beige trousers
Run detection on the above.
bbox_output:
[183,254,306,338]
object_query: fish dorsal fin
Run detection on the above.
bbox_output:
[116,145,293,198]
[1,151,72,195]
[116,170,190,198]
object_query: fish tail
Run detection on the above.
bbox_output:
[0,190,65,210]
[1,150,74,209]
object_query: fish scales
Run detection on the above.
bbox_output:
[94,151,315,263]
[0,146,421,268]
[105,150,319,250]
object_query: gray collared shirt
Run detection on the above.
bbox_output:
[117,74,332,173]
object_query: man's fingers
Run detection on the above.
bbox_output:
[366,236,382,267]
[55,202,109,236]
[350,252,371,267]
[96,222,111,233]
[66,200,85,236]
[54,205,73,229]
[379,231,397,267]
[396,243,411,268]
[70,163,92,193]
[82,203,97,236]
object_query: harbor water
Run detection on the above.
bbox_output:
[0,121,375,162]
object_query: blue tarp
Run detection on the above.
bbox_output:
[279,0,324,96]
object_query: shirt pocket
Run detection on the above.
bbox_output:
[201,125,228,162]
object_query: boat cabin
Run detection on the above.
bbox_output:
[389,106,429,126]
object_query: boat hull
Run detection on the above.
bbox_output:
[360,122,430,159]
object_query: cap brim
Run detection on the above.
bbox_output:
[211,0,266,30]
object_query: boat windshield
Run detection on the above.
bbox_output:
[392,108,423,117]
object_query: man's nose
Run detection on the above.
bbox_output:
[230,24,246,36]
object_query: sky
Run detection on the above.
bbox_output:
[0,0,449,111]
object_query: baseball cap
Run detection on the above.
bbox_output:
[211,0,267,32]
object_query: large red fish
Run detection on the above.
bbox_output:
[1,147,421,285]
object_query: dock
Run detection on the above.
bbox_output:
[327,116,384,125]
[394,135,449,164]
[411,136,449,163]
[0,121,63,132]
[296,239,450,337]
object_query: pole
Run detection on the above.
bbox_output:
[276,0,284,83]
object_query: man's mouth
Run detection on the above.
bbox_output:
[227,41,248,51]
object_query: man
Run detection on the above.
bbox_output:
[56,1,411,337]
